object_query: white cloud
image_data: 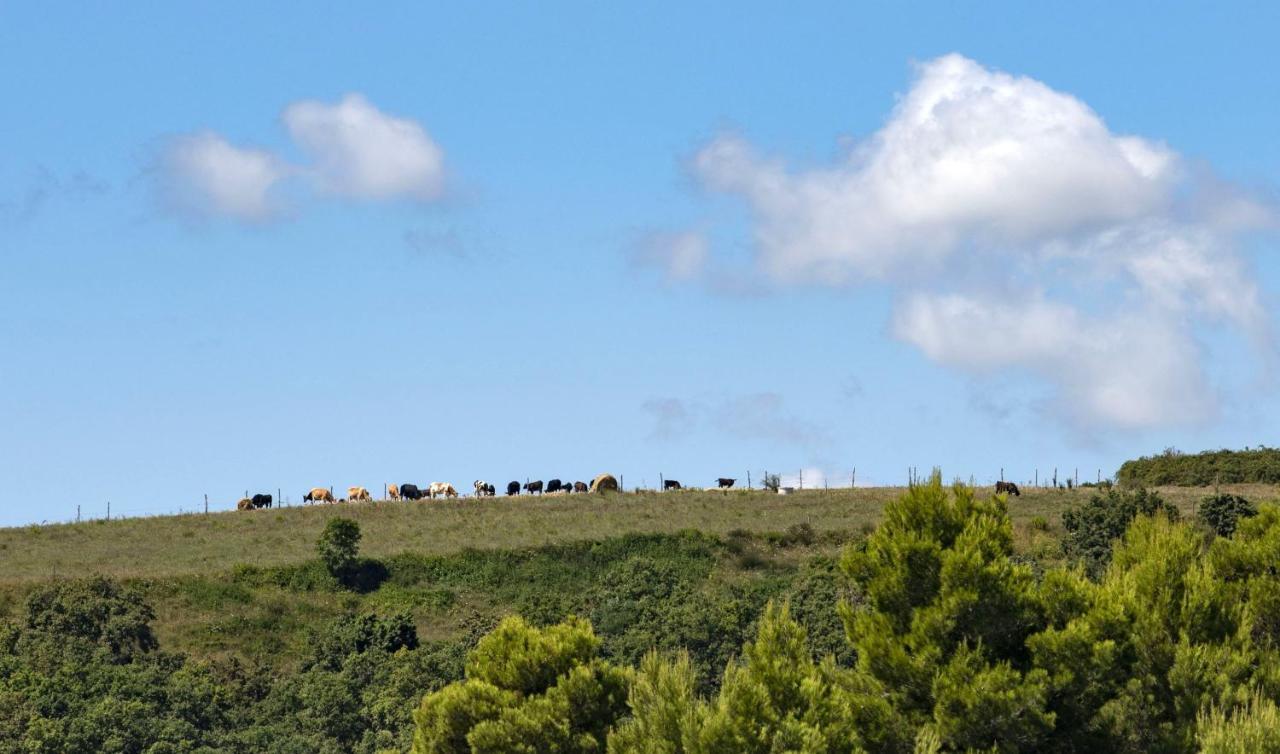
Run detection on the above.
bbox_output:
[892,293,1215,429]
[161,132,288,221]
[633,230,709,283]
[694,53,1180,284]
[282,94,445,202]
[684,53,1276,432]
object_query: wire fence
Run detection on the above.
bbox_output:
[21,466,1118,527]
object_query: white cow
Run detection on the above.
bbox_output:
[429,482,459,499]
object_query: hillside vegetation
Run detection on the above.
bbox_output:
[1,484,1260,585]
[3,480,1279,752]
[1118,446,1280,486]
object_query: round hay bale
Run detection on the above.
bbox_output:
[590,473,619,493]
[236,497,253,511]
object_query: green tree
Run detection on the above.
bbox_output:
[1060,486,1178,577]
[1197,494,1257,538]
[412,616,629,754]
[318,517,362,582]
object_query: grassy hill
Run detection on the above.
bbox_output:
[1,484,1261,586]
[3,481,1276,752]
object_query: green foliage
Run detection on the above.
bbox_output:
[318,517,363,581]
[1060,485,1179,577]
[1197,692,1280,753]
[1197,494,1257,538]
[1118,446,1280,486]
[610,603,898,754]
[20,576,158,662]
[1029,515,1050,532]
[838,472,1047,750]
[413,616,629,753]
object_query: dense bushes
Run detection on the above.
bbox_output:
[1198,493,1257,538]
[1060,485,1179,577]
[411,616,629,753]
[8,479,1280,752]
[409,473,1280,753]
[1117,446,1280,486]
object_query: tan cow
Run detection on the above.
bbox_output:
[429,482,458,499]
[388,484,401,501]
[236,497,254,511]
[348,486,372,502]
[304,487,335,503]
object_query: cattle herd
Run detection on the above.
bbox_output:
[234,476,1027,511]
[232,473,738,511]
[234,472,647,511]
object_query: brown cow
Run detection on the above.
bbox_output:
[304,487,335,503]
[388,484,401,501]
[237,497,254,511]
[348,486,372,502]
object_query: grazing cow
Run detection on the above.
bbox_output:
[524,480,544,495]
[251,493,272,509]
[388,484,401,501]
[429,482,458,498]
[348,486,372,502]
[573,481,588,493]
[590,473,619,493]
[546,479,564,493]
[995,481,1022,497]
[400,483,424,501]
[304,487,335,504]
[507,481,521,496]
[717,478,735,489]
[474,481,496,497]
[237,497,254,511]
[663,480,682,491]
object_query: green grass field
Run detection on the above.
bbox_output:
[3,483,1271,585]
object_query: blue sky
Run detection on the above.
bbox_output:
[2,2,1278,525]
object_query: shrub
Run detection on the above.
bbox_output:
[411,616,629,754]
[1029,515,1050,532]
[1198,493,1257,538]
[318,517,362,582]
[1197,693,1280,753]
[1118,446,1280,486]
[1060,486,1178,578]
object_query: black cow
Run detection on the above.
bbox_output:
[663,480,682,490]
[573,481,588,493]
[525,480,544,495]
[400,483,424,501]
[484,483,496,496]
[546,479,564,493]
[507,481,521,496]
[995,481,1021,497]
[717,478,735,489]
[251,493,272,509]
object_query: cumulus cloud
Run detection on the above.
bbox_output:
[683,53,1275,432]
[283,94,445,202]
[160,132,288,221]
[892,293,1215,429]
[158,94,445,221]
